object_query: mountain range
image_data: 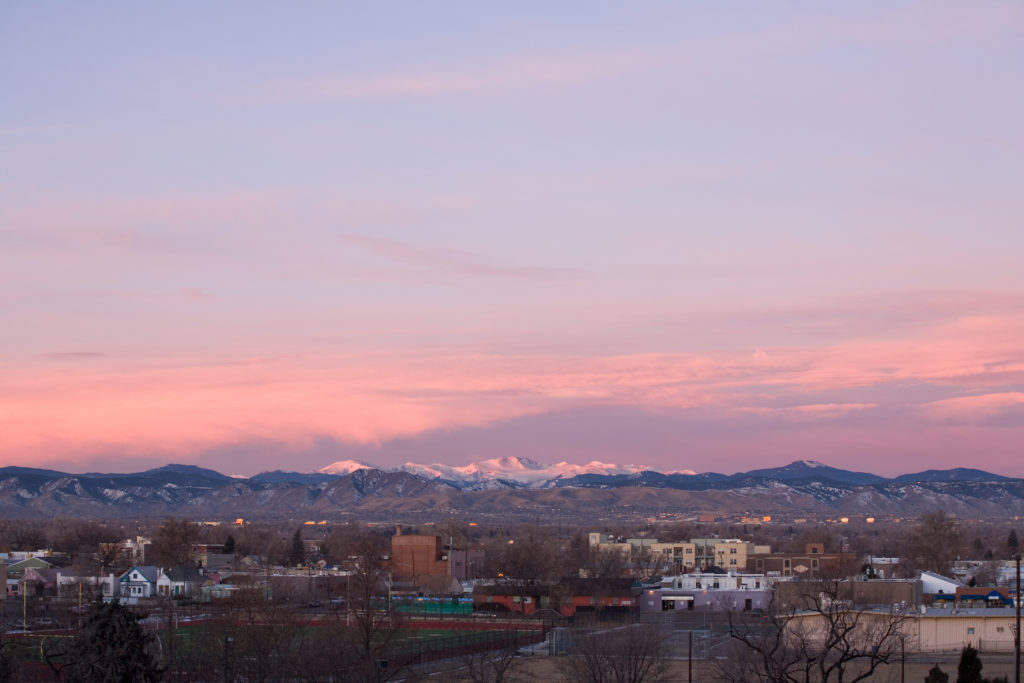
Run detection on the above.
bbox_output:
[1,458,1021,521]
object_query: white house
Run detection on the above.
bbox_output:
[119,566,163,600]
[156,567,205,598]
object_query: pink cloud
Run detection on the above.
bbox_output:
[740,403,878,420]
[3,287,1023,468]
[920,392,1024,423]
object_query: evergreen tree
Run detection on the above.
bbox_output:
[290,528,305,566]
[62,599,160,682]
[956,644,983,683]
[223,534,235,555]
[1007,528,1019,556]
[925,664,949,683]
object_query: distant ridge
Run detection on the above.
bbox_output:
[251,470,341,485]
[892,468,1011,483]
[739,460,886,486]
[0,460,1020,520]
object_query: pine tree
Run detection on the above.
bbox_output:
[290,528,305,566]
[956,644,983,683]
[223,534,235,555]
[62,599,160,682]
[1007,528,1019,556]
[925,664,949,683]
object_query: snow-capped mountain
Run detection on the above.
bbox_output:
[317,459,375,475]
[318,456,661,488]
[1,460,1021,519]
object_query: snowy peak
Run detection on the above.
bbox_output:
[545,460,649,479]
[391,457,653,487]
[317,459,375,475]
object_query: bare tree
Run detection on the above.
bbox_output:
[718,578,909,683]
[49,518,121,566]
[488,527,558,615]
[346,530,400,660]
[0,519,48,551]
[558,624,671,683]
[903,511,960,576]
[456,640,529,683]
[149,518,201,568]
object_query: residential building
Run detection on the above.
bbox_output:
[3,557,53,579]
[157,566,205,598]
[749,543,856,577]
[650,542,697,571]
[20,568,68,596]
[119,566,164,600]
[689,539,767,570]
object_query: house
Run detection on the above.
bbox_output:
[20,568,68,596]
[156,566,205,598]
[119,566,164,600]
[3,557,53,579]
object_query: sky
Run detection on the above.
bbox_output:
[2,2,1023,477]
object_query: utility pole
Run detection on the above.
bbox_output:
[688,630,693,683]
[901,635,905,683]
[1015,553,1021,683]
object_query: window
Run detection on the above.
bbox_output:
[997,627,1005,633]
[967,628,976,635]
[812,559,819,569]
[730,547,737,554]
[730,559,737,565]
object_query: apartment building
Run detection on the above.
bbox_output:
[749,543,855,577]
